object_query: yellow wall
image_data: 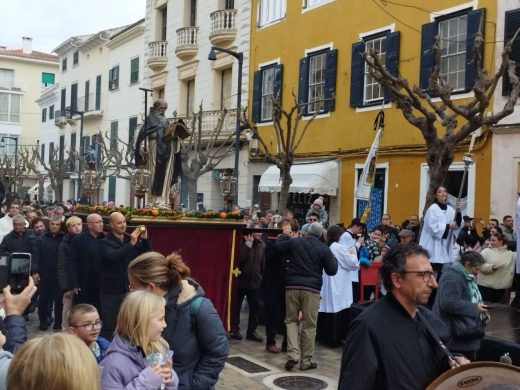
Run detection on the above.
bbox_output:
[250,0,497,223]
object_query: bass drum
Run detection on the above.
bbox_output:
[426,362,520,389]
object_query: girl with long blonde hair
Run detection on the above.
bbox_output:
[99,291,178,389]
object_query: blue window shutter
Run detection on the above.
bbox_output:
[465,8,485,91]
[298,57,310,115]
[384,31,400,102]
[419,21,436,91]
[349,41,365,108]
[251,70,262,123]
[273,64,283,106]
[502,8,520,96]
[324,49,338,112]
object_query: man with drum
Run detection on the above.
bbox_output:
[338,244,469,389]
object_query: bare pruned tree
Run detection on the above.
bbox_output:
[363,18,520,211]
[180,103,235,209]
[93,129,136,180]
[241,93,325,211]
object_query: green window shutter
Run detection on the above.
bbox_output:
[108,176,116,202]
[503,8,520,96]
[42,72,55,85]
[130,57,139,84]
[128,116,137,143]
[110,121,118,151]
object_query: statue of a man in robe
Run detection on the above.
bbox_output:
[134,99,189,208]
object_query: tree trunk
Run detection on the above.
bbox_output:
[278,164,293,211]
[423,139,455,214]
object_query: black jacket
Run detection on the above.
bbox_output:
[262,237,285,289]
[238,239,265,290]
[339,293,450,390]
[0,229,36,254]
[32,231,65,282]
[99,232,151,295]
[275,234,337,292]
[57,232,77,291]
[69,230,105,290]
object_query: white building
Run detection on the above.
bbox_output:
[0,37,58,196]
[143,0,260,210]
[44,20,145,204]
[490,0,520,219]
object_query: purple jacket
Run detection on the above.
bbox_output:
[100,335,178,390]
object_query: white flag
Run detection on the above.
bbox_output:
[355,128,383,200]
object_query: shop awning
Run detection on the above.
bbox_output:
[258,161,339,195]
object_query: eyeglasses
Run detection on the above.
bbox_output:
[72,320,102,331]
[401,271,435,282]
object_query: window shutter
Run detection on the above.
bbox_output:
[502,8,520,96]
[419,21,436,91]
[465,8,485,91]
[324,49,338,112]
[384,31,400,102]
[298,56,310,115]
[108,176,116,202]
[273,64,283,107]
[349,41,365,108]
[251,70,262,123]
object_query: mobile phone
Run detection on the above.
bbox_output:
[10,253,31,294]
[0,255,11,291]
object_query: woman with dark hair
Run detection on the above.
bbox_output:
[434,251,489,361]
[419,185,461,305]
[478,231,515,303]
[127,251,228,389]
[317,225,359,345]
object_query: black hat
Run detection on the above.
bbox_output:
[463,215,473,222]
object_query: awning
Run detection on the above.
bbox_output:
[258,161,339,195]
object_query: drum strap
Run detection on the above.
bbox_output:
[417,309,460,368]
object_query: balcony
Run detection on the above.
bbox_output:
[177,108,237,136]
[147,41,168,72]
[209,9,237,47]
[175,27,198,60]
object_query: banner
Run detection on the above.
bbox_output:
[355,127,383,200]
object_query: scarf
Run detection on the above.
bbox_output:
[434,201,448,211]
[452,261,485,319]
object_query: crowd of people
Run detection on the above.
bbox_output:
[0,190,518,389]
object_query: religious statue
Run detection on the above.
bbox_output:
[134,99,190,208]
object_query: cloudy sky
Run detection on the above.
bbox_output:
[1,0,146,53]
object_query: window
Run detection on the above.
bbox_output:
[220,68,232,110]
[225,0,234,9]
[42,108,47,123]
[73,51,79,66]
[303,0,332,9]
[59,135,65,163]
[62,58,67,72]
[252,64,283,122]
[109,66,119,91]
[419,8,484,93]
[0,69,14,89]
[364,37,386,103]
[71,83,78,114]
[0,93,21,122]
[110,121,118,151]
[42,72,55,86]
[41,143,45,163]
[49,142,54,164]
[129,116,138,144]
[130,57,139,84]
[502,8,520,96]
[60,88,66,114]
[161,7,168,40]
[95,75,101,110]
[49,105,54,120]
[350,30,399,108]
[84,80,90,111]
[108,176,116,202]
[298,48,337,115]
[69,133,76,171]
[190,0,197,26]
[258,0,286,27]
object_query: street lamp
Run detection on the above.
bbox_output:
[208,46,243,205]
[0,136,19,194]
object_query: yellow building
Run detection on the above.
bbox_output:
[249,0,496,226]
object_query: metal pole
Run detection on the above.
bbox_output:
[77,111,84,201]
[139,87,153,208]
[234,53,243,205]
[13,137,17,195]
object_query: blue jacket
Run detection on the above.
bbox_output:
[100,335,178,389]
[1,315,27,353]
[94,336,110,363]
[163,279,228,390]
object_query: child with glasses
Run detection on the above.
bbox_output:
[67,304,110,363]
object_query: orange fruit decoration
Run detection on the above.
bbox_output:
[219,212,227,219]
[151,209,159,216]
